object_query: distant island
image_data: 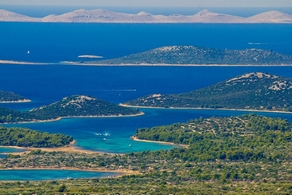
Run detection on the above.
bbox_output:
[0,9,292,23]
[0,126,73,148]
[0,95,143,123]
[0,90,30,103]
[123,72,292,112]
[82,46,292,66]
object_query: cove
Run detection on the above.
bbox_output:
[0,170,120,181]
[4,108,292,153]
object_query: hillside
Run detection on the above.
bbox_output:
[124,72,292,112]
[0,90,30,103]
[2,114,292,194]
[87,46,292,65]
[0,95,142,123]
[247,10,292,23]
[0,9,292,23]
[135,114,292,145]
[0,9,39,22]
[0,126,73,148]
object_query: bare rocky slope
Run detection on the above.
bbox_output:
[0,9,291,23]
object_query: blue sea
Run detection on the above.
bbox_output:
[0,21,292,180]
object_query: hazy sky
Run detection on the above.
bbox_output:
[1,0,291,7]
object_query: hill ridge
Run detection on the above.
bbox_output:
[1,9,291,23]
[87,46,292,65]
[124,72,292,112]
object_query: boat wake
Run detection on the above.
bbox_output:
[93,132,111,137]
[248,42,268,45]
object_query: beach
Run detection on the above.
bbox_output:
[131,136,188,148]
[120,104,292,115]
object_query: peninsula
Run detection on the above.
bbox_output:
[1,114,292,194]
[78,46,292,66]
[0,95,143,123]
[124,72,292,112]
[0,9,292,23]
[0,126,73,148]
[0,90,30,103]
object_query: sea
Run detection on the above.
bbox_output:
[0,7,292,179]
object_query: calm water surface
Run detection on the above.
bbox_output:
[0,23,292,180]
[0,170,120,181]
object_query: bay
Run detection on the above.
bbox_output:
[0,23,292,154]
[1,65,292,153]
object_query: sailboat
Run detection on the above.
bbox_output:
[27,50,30,54]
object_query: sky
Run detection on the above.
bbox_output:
[1,0,291,7]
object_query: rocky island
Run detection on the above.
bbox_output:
[82,46,292,66]
[0,95,143,123]
[0,90,30,103]
[124,72,292,112]
[0,9,291,23]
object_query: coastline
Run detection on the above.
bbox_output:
[0,60,51,65]
[120,104,292,115]
[1,112,144,124]
[0,167,140,180]
[63,62,292,67]
[1,59,292,67]
[0,140,105,155]
[0,99,31,103]
[0,141,140,179]
[131,136,188,148]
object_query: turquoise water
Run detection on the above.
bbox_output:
[0,148,27,158]
[0,148,26,153]
[0,23,292,179]
[0,170,120,181]
[1,66,292,153]
[4,107,292,153]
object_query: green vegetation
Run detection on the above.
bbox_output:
[0,95,142,123]
[88,46,292,65]
[0,90,30,102]
[0,114,292,194]
[135,114,292,162]
[0,126,73,147]
[125,72,292,112]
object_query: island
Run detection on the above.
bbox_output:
[123,72,292,112]
[0,9,291,23]
[0,90,31,103]
[0,126,73,148]
[80,46,292,66]
[1,114,292,194]
[0,95,143,123]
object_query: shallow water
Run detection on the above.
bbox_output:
[0,170,120,181]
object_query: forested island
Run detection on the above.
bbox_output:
[1,114,292,194]
[0,90,30,103]
[84,46,292,65]
[124,72,292,112]
[0,95,142,123]
[0,126,73,148]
